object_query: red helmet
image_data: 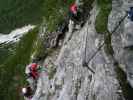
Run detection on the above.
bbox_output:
[30,63,38,71]
[70,3,77,14]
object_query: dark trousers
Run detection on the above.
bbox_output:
[69,11,81,24]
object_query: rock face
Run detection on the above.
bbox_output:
[108,0,133,88]
[31,0,133,100]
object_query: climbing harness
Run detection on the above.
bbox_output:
[82,13,128,74]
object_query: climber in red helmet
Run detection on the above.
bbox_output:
[70,3,78,15]
[25,63,41,90]
[25,63,48,80]
[31,63,39,79]
[69,3,78,22]
[27,63,39,80]
[25,62,48,91]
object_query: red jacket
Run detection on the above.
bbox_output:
[30,63,39,79]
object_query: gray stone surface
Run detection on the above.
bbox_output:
[109,0,133,88]
[30,0,133,100]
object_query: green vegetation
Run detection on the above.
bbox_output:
[95,0,112,33]
[0,28,38,100]
[0,0,44,33]
[0,0,74,33]
[115,63,133,100]
[0,43,14,63]
[95,0,113,55]
[0,0,97,34]
[42,0,73,32]
[31,32,47,60]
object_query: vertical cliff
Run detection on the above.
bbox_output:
[31,0,133,100]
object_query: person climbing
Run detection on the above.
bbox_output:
[26,63,40,80]
[25,62,49,94]
[22,86,34,100]
[25,63,48,81]
[69,1,84,23]
[25,63,41,89]
[69,3,79,23]
[63,3,79,44]
[128,7,133,21]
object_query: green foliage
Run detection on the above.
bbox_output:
[31,32,48,60]
[97,0,111,6]
[83,0,94,9]
[0,0,44,33]
[42,0,74,32]
[95,0,113,55]
[0,28,38,100]
[95,0,112,33]
[0,0,75,33]
[0,44,14,63]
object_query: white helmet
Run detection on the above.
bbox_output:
[22,87,27,94]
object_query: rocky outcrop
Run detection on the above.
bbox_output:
[108,0,133,88]
[31,0,133,100]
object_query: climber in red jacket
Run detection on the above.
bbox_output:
[69,3,78,22]
[26,63,48,80]
[70,3,78,14]
[25,63,40,80]
[30,63,39,79]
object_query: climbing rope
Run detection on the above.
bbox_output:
[83,13,128,74]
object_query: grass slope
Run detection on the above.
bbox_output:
[0,28,38,100]
[0,0,74,33]
[0,0,44,33]
[95,0,112,33]
[42,0,74,32]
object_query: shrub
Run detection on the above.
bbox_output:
[95,0,112,33]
